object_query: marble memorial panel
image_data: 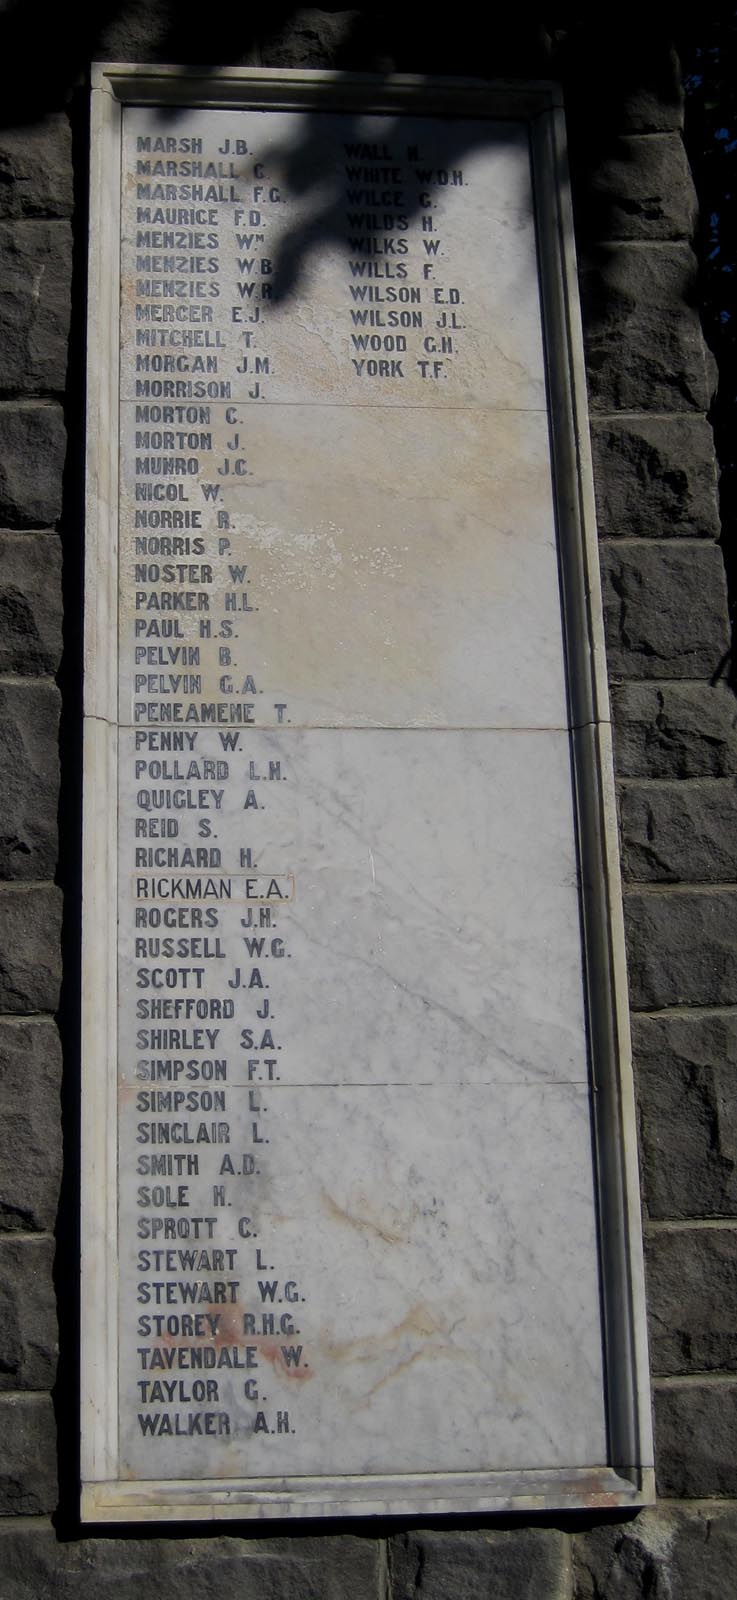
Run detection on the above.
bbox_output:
[80,68,653,1522]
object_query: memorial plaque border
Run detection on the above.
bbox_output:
[80,64,654,1523]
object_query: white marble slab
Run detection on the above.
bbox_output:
[118,728,588,1088]
[119,404,568,730]
[81,75,654,1519]
[118,1082,606,1479]
[120,108,546,412]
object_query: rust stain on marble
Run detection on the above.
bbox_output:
[320,1302,449,1367]
[321,1187,405,1245]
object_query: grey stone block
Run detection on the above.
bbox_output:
[0,117,73,219]
[654,1381,737,1497]
[0,1020,62,1232]
[646,1227,737,1375]
[0,533,62,676]
[634,1013,737,1220]
[577,133,697,241]
[580,243,714,411]
[617,52,685,133]
[574,1506,737,1600]
[0,1393,56,1514]
[0,222,71,393]
[95,5,260,66]
[600,541,730,680]
[0,681,60,880]
[0,886,62,1013]
[610,682,737,778]
[619,780,737,882]
[0,1526,382,1597]
[0,1235,57,1389]
[261,10,362,70]
[663,1505,737,1597]
[625,888,737,1009]
[590,416,720,538]
[564,41,684,148]
[389,1530,569,1600]
[0,402,65,525]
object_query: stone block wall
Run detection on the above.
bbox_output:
[0,12,735,1597]
[0,103,68,1531]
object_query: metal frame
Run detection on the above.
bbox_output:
[81,63,654,1523]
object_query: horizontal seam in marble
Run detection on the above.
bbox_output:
[203,1079,593,1089]
[114,720,592,733]
[118,399,552,414]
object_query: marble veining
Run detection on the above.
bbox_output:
[83,81,644,1512]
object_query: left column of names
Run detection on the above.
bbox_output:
[116,108,297,1478]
